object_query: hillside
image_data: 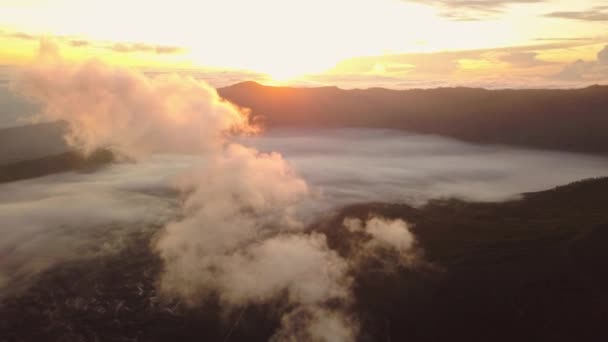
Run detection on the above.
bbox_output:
[319,177,608,341]
[0,122,68,165]
[0,122,115,183]
[219,82,608,154]
[2,177,607,341]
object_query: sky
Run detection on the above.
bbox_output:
[0,0,607,88]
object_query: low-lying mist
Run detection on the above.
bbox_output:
[2,129,607,296]
[241,128,608,205]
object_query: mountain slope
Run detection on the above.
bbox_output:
[2,177,608,342]
[219,82,608,154]
[0,122,68,164]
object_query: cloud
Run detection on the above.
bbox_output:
[411,0,544,11]
[271,306,358,342]
[409,0,545,20]
[557,45,608,80]
[152,142,358,340]
[15,40,251,157]
[211,233,350,306]
[0,30,183,55]
[110,42,183,55]
[599,45,608,64]
[2,31,38,40]
[316,40,592,89]
[69,39,89,47]
[350,217,415,252]
[344,216,418,266]
[0,30,74,44]
[534,37,591,42]
[499,51,552,68]
[545,6,608,22]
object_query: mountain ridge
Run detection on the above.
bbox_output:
[218,82,608,154]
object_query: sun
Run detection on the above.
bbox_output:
[260,63,324,83]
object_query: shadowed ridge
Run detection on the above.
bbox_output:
[522,177,608,211]
[222,80,341,92]
[218,83,608,154]
[0,149,115,183]
[5,177,608,341]
[0,121,69,164]
[221,80,266,90]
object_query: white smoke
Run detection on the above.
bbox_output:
[271,306,358,342]
[344,217,414,252]
[15,39,252,158]
[15,40,360,341]
[343,216,419,267]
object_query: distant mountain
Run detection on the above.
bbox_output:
[0,149,114,183]
[219,82,608,154]
[0,122,68,164]
[2,176,608,341]
[0,122,114,183]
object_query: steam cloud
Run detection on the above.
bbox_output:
[16,40,251,158]
[342,216,420,273]
[14,40,392,341]
[344,217,415,254]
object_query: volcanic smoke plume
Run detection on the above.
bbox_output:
[16,40,251,158]
[14,40,419,341]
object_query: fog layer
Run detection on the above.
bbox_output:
[2,128,607,296]
[240,128,608,205]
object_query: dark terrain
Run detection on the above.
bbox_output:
[0,122,113,183]
[1,177,607,342]
[0,122,68,164]
[219,82,608,154]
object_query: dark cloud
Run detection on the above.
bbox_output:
[408,0,545,20]
[545,6,608,22]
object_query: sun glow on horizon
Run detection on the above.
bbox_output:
[0,0,606,88]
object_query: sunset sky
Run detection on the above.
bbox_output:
[0,0,607,88]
